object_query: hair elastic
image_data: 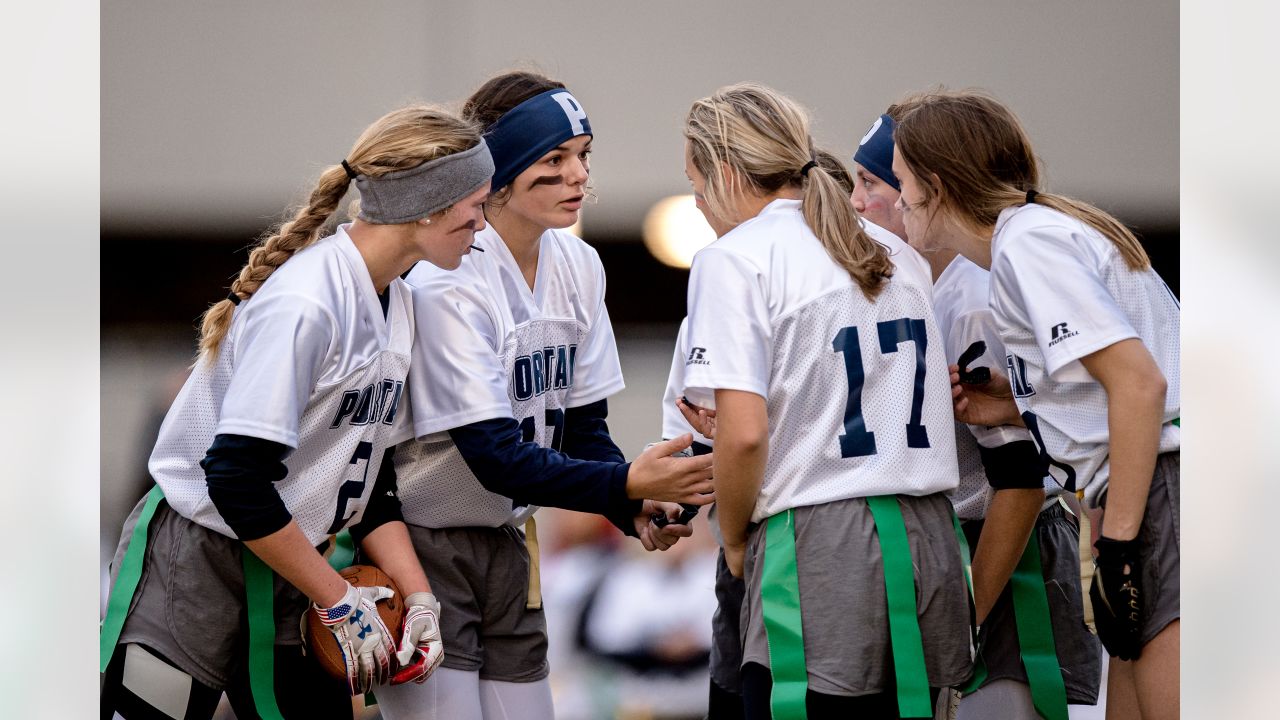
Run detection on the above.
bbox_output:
[341,160,358,180]
[800,159,818,177]
[227,291,241,306]
[1025,189,1039,205]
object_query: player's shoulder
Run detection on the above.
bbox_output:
[726,198,806,250]
[935,254,988,296]
[993,204,1111,261]
[934,255,991,319]
[543,227,603,269]
[696,200,803,273]
[861,219,930,282]
[256,230,355,308]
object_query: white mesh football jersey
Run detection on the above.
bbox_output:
[661,318,712,445]
[684,199,958,522]
[989,204,1180,506]
[149,227,415,544]
[933,255,1059,521]
[394,225,626,528]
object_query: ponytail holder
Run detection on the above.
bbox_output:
[227,291,241,306]
[800,159,818,178]
[1025,189,1038,205]
[341,159,358,181]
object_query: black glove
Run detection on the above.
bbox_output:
[1089,536,1143,660]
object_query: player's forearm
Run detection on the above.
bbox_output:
[1079,339,1166,541]
[713,390,769,548]
[1098,378,1165,540]
[715,447,765,548]
[243,521,348,607]
[358,520,431,597]
[970,487,1044,624]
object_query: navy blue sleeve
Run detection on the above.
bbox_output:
[562,400,642,535]
[448,417,637,523]
[348,446,404,545]
[978,440,1050,490]
[202,433,292,541]
[562,399,625,462]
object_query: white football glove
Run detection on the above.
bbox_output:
[313,582,396,695]
[391,592,444,685]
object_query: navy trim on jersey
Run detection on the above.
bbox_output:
[448,417,634,520]
[977,440,1050,490]
[202,434,292,540]
[349,446,404,544]
[690,440,713,456]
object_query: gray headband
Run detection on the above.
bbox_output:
[352,139,494,224]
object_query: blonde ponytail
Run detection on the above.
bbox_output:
[802,164,893,299]
[684,83,891,299]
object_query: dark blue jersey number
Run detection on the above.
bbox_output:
[519,408,566,452]
[327,440,373,534]
[832,318,931,458]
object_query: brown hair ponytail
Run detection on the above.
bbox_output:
[894,90,1150,270]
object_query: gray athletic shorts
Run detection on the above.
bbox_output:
[710,546,747,693]
[110,496,310,690]
[405,523,549,682]
[1098,451,1180,646]
[740,493,972,696]
[963,502,1102,703]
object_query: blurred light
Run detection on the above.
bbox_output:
[642,195,716,269]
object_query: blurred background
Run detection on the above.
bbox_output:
[98,1,1180,717]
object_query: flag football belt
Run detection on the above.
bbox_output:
[957,513,1069,720]
[100,485,287,720]
[760,496,934,719]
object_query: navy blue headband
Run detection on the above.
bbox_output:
[485,89,593,192]
[853,114,899,191]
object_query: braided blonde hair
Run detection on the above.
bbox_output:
[684,83,892,299]
[197,105,481,362]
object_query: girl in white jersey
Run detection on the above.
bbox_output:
[893,90,1180,720]
[852,105,1102,720]
[376,72,712,720]
[681,83,970,720]
[670,151,921,720]
[100,106,494,719]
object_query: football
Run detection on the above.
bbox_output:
[304,564,404,690]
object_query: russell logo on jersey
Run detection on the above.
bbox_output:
[686,347,710,366]
[1047,321,1080,347]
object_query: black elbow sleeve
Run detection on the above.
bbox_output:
[202,434,293,541]
[979,440,1050,490]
